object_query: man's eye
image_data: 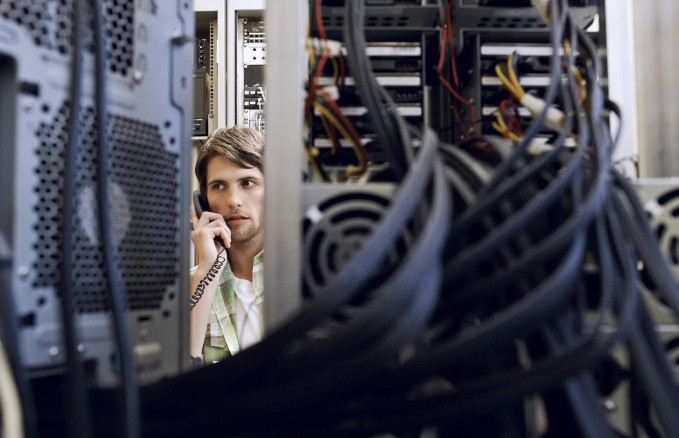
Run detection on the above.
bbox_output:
[242,180,255,187]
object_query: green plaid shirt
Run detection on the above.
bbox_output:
[192,251,264,364]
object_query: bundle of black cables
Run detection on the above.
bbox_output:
[123,0,679,437]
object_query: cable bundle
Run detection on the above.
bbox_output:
[122,1,679,437]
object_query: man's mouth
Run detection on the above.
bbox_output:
[226,215,248,225]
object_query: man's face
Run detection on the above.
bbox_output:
[206,155,264,247]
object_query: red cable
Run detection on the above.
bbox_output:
[305,0,330,119]
[446,0,460,90]
[437,25,447,75]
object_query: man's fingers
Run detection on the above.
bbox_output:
[197,210,225,228]
[199,222,231,247]
[190,206,199,229]
[217,228,231,248]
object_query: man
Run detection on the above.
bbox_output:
[189,126,265,366]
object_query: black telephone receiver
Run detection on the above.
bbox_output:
[192,190,226,248]
[192,190,211,217]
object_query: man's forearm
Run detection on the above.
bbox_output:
[189,255,227,357]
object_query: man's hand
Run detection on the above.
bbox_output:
[191,206,231,268]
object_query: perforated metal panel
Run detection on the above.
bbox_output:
[102,0,134,75]
[1,0,193,385]
[0,0,134,75]
[32,104,179,313]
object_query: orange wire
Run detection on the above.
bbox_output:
[327,118,341,154]
[321,93,369,176]
[499,98,523,139]
[305,0,330,119]
[446,0,460,90]
[338,52,346,89]
[439,74,479,136]
[437,23,447,75]
[315,0,327,41]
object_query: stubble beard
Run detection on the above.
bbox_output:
[230,221,263,245]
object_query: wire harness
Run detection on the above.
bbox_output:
[31,0,679,437]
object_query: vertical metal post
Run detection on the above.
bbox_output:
[632,0,679,177]
[603,0,639,175]
[263,0,307,331]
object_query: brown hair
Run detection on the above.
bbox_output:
[195,126,264,198]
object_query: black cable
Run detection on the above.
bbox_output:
[444,81,579,258]
[610,187,679,436]
[141,108,442,419]
[343,0,409,178]
[60,0,93,436]
[275,140,450,380]
[91,0,140,436]
[136,1,671,436]
[544,319,616,438]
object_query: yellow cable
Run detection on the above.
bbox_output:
[313,102,367,178]
[492,121,522,143]
[319,113,340,154]
[506,53,526,99]
[495,64,523,100]
[330,56,339,85]
[494,111,521,143]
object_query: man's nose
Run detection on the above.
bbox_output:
[227,188,242,207]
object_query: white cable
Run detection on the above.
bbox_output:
[0,339,24,438]
[520,93,565,132]
[307,37,342,57]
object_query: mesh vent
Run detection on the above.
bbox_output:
[33,103,179,312]
[322,15,413,28]
[476,16,546,29]
[0,0,134,76]
[103,0,134,75]
[0,0,73,54]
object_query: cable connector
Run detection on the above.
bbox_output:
[307,37,342,57]
[531,0,551,23]
[319,86,340,101]
[520,93,564,132]
[528,139,554,155]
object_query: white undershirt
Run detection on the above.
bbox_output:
[232,277,262,349]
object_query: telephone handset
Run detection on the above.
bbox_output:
[192,190,226,248]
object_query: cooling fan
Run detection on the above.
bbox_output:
[634,179,679,324]
[301,184,413,298]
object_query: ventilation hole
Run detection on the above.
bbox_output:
[309,230,326,286]
[327,243,338,272]
[658,189,679,206]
